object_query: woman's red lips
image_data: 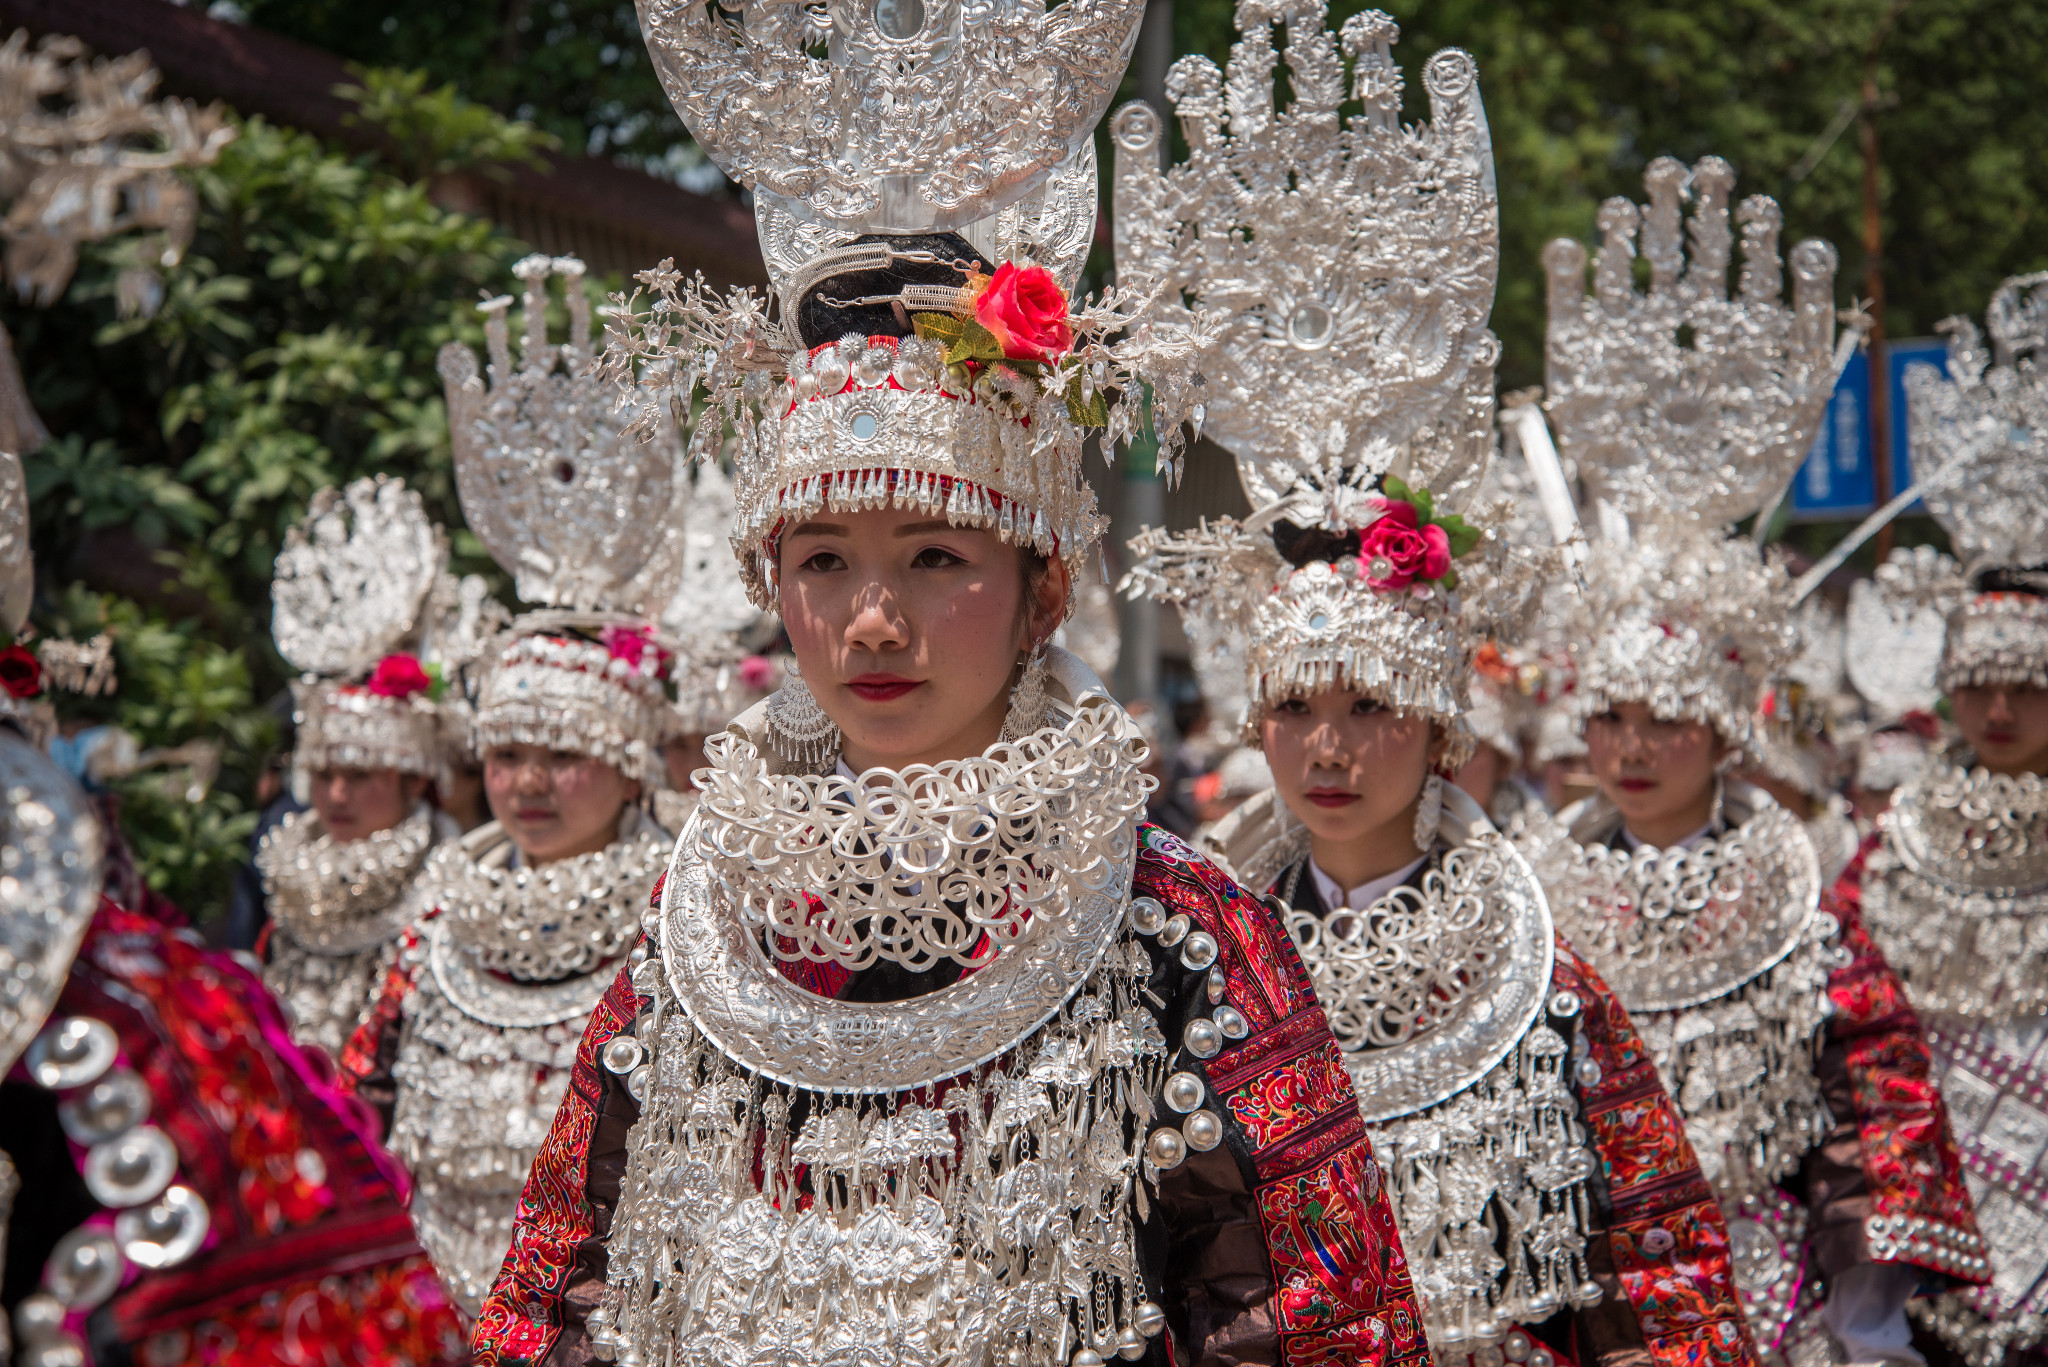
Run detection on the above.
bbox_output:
[1305,789,1360,808]
[846,675,922,702]
[1618,777,1655,792]
[515,807,556,822]
[1985,730,2017,746]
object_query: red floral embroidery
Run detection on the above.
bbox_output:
[1557,941,1758,1367]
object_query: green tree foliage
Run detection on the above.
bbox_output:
[12,79,542,921]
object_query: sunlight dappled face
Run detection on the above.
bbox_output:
[1260,690,1434,849]
[1584,703,1727,843]
[483,744,639,865]
[776,505,1068,772]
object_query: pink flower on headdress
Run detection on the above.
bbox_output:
[738,654,776,692]
[600,624,672,680]
[365,653,432,699]
[1357,497,1451,592]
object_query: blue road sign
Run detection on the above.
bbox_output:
[1886,337,1948,503]
[1791,348,1875,517]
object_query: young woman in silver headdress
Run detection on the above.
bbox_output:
[1119,14,1757,1365]
[1849,275,2048,1367]
[1515,159,1988,1367]
[257,477,467,1061]
[463,6,1422,1363]
[341,258,687,1319]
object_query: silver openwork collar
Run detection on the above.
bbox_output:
[665,692,1149,1094]
[694,686,1150,978]
[1286,787,1554,1125]
[424,811,669,984]
[256,806,438,956]
[1864,755,2048,1019]
[1518,782,1822,1012]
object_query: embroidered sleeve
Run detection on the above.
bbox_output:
[1134,825,1428,1367]
[1556,940,1759,1367]
[471,954,650,1366]
[1816,847,1990,1286]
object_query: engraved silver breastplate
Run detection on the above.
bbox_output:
[600,702,1232,1367]
[1521,789,1834,1204]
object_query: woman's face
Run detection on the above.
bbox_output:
[1259,690,1435,849]
[483,744,640,865]
[309,767,423,843]
[1952,683,2048,776]
[1584,703,1727,841]
[777,505,1068,772]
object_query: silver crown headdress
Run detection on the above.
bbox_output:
[441,255,688,785]
[1116,2,1525,761]
[606,0,1210,611]
[1904,272,2048,691]
[1543,157,1852,758]
[271,476,450,779]
[1113,1,1499,513]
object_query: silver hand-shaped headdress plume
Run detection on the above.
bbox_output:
[270,476,445,680]
[439,254,683,621]
[0,447,27,637]
[1545,156,1853,531]
[1112,2,1499,516]
[1907,271,2048,576]
[636,0,1141,244]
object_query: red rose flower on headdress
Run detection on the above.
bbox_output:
[972,263,1074,364]
[1358,497,1452,592]
[0,643,42,699]
[365,653,432,698]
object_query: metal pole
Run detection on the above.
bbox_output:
[1860,1,1907,565]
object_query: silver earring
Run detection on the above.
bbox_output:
[1000,643,1052,742]
[1412,773,1444,851]
[1708,774,1726,833]
[766,662,841,768]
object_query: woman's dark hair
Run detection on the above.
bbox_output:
[1270,519,1360,568]
[1975,564,2048,596]
[792,232,996,349]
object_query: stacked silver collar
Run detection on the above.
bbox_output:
[258,806,437,955]
[1865,756,2048,1020]
[1517,786,1835,1202]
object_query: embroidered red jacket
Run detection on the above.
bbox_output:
[1,898,466,1367]
[467,825,1428,1367]
[1812,835,1989,1286]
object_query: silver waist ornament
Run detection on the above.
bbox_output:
[1863,758,2048,1364]
[595,699,1233,1367]
[1210,786,1604,1359]
[391,816,668,1316]
[1517,793,1833,1209]
[258,805,439,1058]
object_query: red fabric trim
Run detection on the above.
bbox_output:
[1824,837,1989,1283]
[1557,940,1759,1367]
[471,960,646,1365]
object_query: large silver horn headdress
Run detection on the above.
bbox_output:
[607,0,1214,613]
[1117,3,1532,760]
[1544,156,1851,532]
[1113,1,1500,514]
[1904,272,2048,692]
[1543,158,1853,759]
[271,476,452,779]
[441,255,692,785]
